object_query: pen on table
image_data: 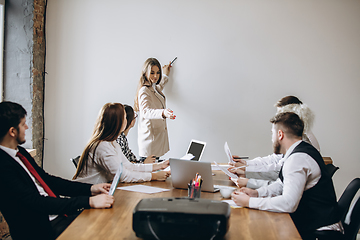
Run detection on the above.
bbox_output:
[233,156,249,160]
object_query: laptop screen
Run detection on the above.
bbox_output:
[186,140,206,161]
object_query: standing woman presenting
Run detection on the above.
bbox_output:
[134,58,176,160]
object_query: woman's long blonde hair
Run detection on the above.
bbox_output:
[73,103,125,179]
[134,58,162,112]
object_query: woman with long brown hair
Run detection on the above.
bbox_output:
[73,103,169,184]
[134,58,176,161]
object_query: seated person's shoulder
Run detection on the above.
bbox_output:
[89,141,116,161]
[285,152,320,173]
[97,141,119,152]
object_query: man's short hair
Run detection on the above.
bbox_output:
[0,101,27,139]
[270,112,304,138]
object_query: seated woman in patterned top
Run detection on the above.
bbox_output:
[117,105,157,164]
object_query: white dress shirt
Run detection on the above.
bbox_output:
[245,153,283,172]
[249,140,321,213]
[75,141,153,184]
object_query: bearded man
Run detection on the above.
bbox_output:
[231,112,338,240]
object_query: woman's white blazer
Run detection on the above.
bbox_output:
[137,76,169,157]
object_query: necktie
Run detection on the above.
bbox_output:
[16,151,57,198]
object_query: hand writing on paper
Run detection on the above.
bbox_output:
[229,155,247,167]
[228,166,245,176]
[231,177,249,188]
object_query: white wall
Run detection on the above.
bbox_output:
[44,0,360,196]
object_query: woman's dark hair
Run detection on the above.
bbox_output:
[275,96,303,107]
[124,104,135,130]
[0,101,27,139]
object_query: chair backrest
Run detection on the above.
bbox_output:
[325,163,339,177]
[70,156,80,168]
[343,196,360,240]
[337,178,360,221]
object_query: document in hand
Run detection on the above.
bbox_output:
[224,142,234,163]
[109,163,123,196]
[213,161,238,179]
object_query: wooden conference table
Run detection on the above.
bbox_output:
[58,168,302,240]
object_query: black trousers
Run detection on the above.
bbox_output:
[50,212,81,239]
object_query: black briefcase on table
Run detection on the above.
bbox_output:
[133,197,231,239]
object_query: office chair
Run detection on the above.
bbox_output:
[325,163,339,178]
[343,196,360,240]
[70,156,80,168]
[315,197,360,240]
[336,178,360,222]
[315,178,360,240]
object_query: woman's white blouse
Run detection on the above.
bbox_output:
[75,140,153,184]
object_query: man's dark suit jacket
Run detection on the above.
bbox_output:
[0,146,93,240]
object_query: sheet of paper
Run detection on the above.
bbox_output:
[180,153,195,160]
[222,199,243,208]
[117,185,171,194]
[213,161,238,179]
[109,163,122,195]
[211,164,231,171]
[224,142,235,163]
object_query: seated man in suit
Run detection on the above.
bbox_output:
[0,101,115,240]
[231,112,338,240]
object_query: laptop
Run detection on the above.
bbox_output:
[163,139,207,171]
[183,139,206,161]
[169,158,219,192]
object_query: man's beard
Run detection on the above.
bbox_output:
[16,135,26,145]
[273,139,281,154]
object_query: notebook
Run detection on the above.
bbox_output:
[169,158,219,192]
